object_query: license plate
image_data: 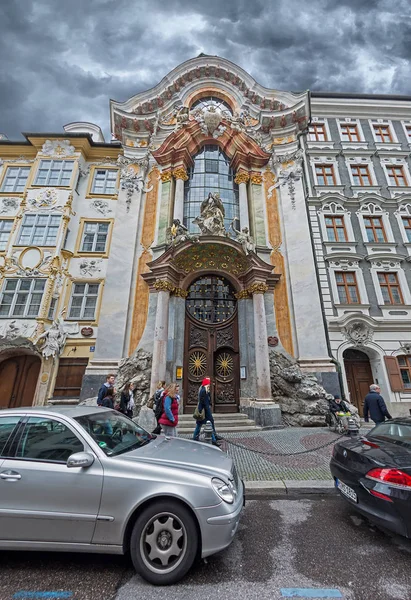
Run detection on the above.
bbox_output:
[336,478,358,503]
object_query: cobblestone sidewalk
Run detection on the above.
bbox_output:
[184,426,370,481]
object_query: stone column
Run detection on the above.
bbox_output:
[172,167,188,224]
[149,281,173,396]
[250,283,272,400]
[234,171,250,230]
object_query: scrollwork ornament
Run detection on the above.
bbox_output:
[160,170,173,182]
[234,289,250,300]
[90,199,112,216]
[174,287,188,298]
[0,197,19,214]
[247,282,269,295]
[342,321,373,347]
[41,139,76,157]
[172,167,189,181]
[234,171,250,185]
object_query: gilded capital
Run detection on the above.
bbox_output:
[235,289,250,300]
[248,282,269,295]
[173,167,189,181]
[154,279,175,293]
[250,172,263,185]
[234,171,250,185]
[160,170,173,182]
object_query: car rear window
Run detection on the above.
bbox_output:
[0,416,21,456]
[371,422,411,446]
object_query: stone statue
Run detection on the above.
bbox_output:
[35,310,79,358]
[174,105,190,131]
[193,192,226,236]
[230,221,256,254]
[165,219,192,246]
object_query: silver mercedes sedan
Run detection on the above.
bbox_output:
[0,406,243,585]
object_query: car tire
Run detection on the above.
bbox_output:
[130,499,198,585]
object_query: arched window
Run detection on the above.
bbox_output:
[191,96,233,116]
[184,145,239,233]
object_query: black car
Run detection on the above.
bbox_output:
[330,418,411,538]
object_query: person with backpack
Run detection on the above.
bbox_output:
[97,374,115,406]
[159,383,179,437]
[152,380,166,434]
[193,377,221,447]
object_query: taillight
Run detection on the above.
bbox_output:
[366,468,411,490]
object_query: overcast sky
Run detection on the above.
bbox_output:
[1,0,410,141]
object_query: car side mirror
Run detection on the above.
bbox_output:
[67,452,95,468]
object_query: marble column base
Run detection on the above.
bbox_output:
[240,399,282,428]
[80,358,120,401]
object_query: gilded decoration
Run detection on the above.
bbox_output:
[173,243,249,276]
[263,168,294,356]
[172,167,189,181]
[250,173,263,185]
[247,282,269,295]
[234,289,249,300]
[154,280,175,293]
[234,171,250,185]
[160,170,172,182]
[174,287,188,298]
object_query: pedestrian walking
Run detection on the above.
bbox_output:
[159,382,179,437]
[97,374,115,406]
[152,380,166,434]
[193,377,221,446]
[120,382,135,418]
[363,384,392,425]
[101,386,115,409]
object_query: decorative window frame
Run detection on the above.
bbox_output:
[367,256,411,316]
[15,213,63,248]
[64,278,105,325]
[380,156,411,197]
[344,155,380,197]
[307,118,334,149]
[400,120,411,147]
[394,202,411,257]
[369,119,400,149]
[317,200,357,255]
[74,218,114,258]
[0,163,32,196]
[31,159,77,189]
[336,118,367,149]
[86,165,119,199]
[310,155,344,195]
[0,217,14,254]
[326,255,370,317]
[355,201,395,248]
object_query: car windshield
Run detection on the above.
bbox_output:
[74,411,152,456]
[371,422,411,446]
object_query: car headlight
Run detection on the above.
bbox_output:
[212,477,234,504]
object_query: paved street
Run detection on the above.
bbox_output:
[1,496,410,600]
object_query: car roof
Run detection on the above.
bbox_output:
[0,405,105,418]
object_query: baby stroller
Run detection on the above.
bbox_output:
[325,397,361,435]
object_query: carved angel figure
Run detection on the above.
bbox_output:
[230,222,256,254]
[165,219,191,246]
[35,310,79,358]
[193,192,226,236]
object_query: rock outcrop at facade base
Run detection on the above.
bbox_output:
[269,351,332,426]
[79,349,152,416]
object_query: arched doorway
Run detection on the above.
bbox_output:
[0,354,41,408]
[183,274,239,413]
[343,348,373,416]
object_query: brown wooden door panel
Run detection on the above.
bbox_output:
[344,354,373,417]
[54,358,88,398]
[0,355,40,408]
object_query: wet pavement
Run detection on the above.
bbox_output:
[2,495,411,600]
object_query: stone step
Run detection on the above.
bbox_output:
[178,425,262,434]
[178,418,256,428]
[179,412,250,421]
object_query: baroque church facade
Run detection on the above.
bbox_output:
[0,55,410,421]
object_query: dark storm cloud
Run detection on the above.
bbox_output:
[0,0,410,140]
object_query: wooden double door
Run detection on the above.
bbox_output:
[0,355,41,409]
[344,349,373,416]
[183,317,240,413]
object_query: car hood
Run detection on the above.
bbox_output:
[119,435,234,480]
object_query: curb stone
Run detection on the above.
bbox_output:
[245,479,335,499]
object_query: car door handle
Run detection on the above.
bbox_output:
[0,470,22,481]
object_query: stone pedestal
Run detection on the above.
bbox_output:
[241,399,282,428]
[252,288,272,400]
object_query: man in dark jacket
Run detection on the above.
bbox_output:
[363,384,392,425]
[97,374,115,406]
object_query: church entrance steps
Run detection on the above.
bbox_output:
[178,412,261,433]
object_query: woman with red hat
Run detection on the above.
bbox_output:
[193,377,221,446]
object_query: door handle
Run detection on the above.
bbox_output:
[0,470,22,481]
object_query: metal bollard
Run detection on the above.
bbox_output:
[347,417,359,438]
[203,420,213,444]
